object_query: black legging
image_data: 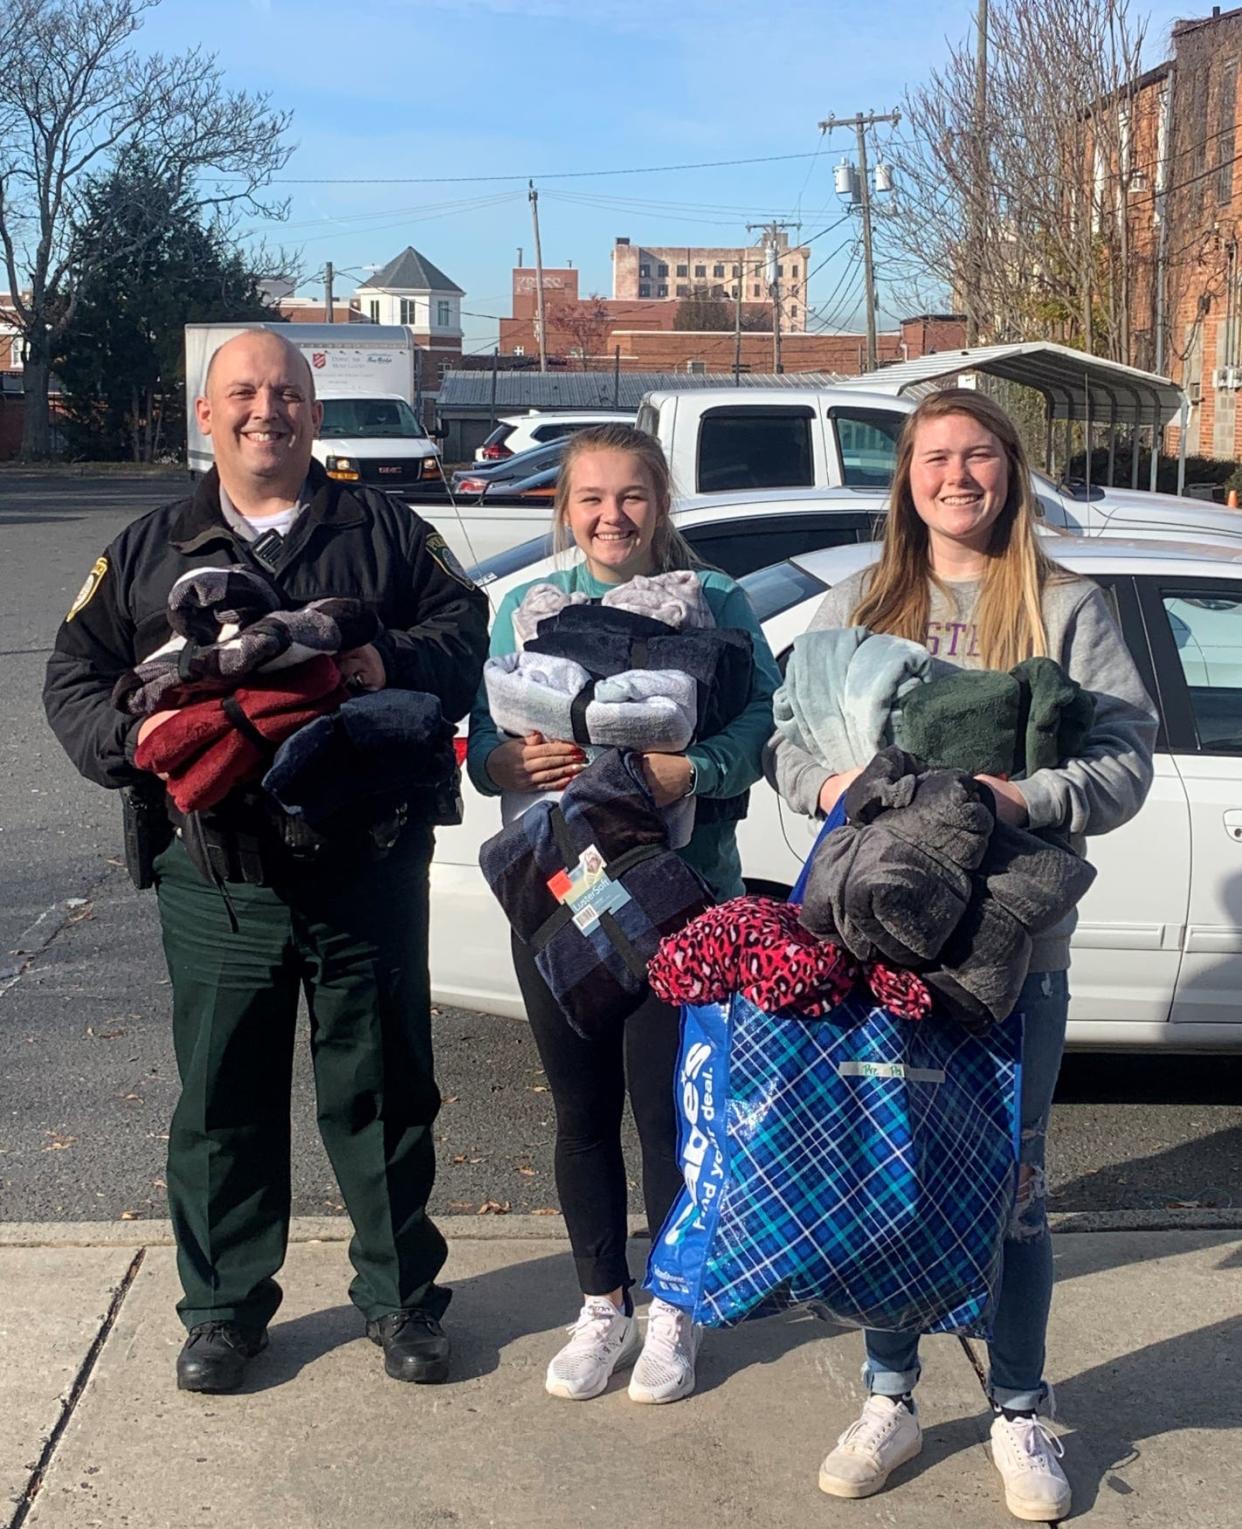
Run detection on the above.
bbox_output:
[511,932,684,1296]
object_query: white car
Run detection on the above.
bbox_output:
[431,535,1242,1051]
[473,409,635,463]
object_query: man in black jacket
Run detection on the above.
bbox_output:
[44,330,489,1392]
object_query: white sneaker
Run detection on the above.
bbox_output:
[628,1297,700,1404]
[818,1395,923,1499]
[544,1297,641,1401]
[989,1410,1072,1522]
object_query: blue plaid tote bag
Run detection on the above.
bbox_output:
[646,802,1022,1335]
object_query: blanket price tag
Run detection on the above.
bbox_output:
[546,844,632,933]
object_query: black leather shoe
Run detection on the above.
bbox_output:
[366,1309,451,1384]
[176,1321,268,1393]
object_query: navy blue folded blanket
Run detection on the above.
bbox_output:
[525,605,755,742]
[479,748,712,1038]
[263,689,456,831]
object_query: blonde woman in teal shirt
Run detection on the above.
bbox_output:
[468,424,778,1407]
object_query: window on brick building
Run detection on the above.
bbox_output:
[677,263,688,277]
[639,263,650,277]
[676,284,689,296]
[658,284,668,297]
[752,285,761,297]
[658,264,668,277]
[732,264,740,276]
[777,264,784,277]
[731,287,739,299]
[639,284,651,297]
[694,264,706,277]
[713,263,725,277]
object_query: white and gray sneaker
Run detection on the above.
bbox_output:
[628,1297,700,1404]
[818,1395,923,1499]
[545,1297,641,1401]
[989,1410,1072,1522]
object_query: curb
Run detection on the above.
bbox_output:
[2,1208,1240,1250]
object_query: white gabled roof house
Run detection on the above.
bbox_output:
[354,247,464,346]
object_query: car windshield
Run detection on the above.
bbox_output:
[318,398,426,439]
[739,559,829,623]
[467,532,555,587]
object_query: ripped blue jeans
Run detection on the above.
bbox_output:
[862,969,1069,1414]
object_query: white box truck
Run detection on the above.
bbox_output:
[184,323,443,493]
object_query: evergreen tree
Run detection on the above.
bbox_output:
[54,160,276,461]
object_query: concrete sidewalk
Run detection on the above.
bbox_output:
[3,1221,1239,1529]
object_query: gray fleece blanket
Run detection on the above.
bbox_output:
[484,652,697,751]
[773,627,939,771]
[512,570,715,649]
[798,746,1096,1029]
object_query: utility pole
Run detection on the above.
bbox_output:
[818,110,901,373]
[324,261,335,325]
[747,221,798,374]
[529,181,547,373]
[733,266,743,385]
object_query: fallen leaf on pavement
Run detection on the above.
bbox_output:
[531,1085,549,1093]
[451,1153,485,1165]
[442,1095,459,1105]
[477,1200,510,1215]
[532,1208,561,1217]
[119,1210,138,1220]
[517,1166,535,1176]
[43,1130,75,1151]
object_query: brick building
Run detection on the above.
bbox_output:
[611,231,813,332]
[1093,8,1242,459]
[499,262,963,375]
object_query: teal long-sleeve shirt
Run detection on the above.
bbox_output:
[467,563,780,900]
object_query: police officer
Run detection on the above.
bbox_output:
[44,330,489,1392]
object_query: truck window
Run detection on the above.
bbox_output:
[696,406,815,493]
[829,407,905,487]
[318,398,427,439]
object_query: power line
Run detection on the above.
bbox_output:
[225,149,828,188]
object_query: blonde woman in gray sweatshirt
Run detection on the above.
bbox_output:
[768,389,1156,1523]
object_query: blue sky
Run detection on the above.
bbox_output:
[138,0,1197,352]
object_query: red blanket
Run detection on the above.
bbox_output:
[136,655,346,813]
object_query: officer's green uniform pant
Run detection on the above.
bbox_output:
[154,829,447,1331]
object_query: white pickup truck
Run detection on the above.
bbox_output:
[423,384,1242,566]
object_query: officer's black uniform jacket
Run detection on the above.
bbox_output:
[44,464,490,791]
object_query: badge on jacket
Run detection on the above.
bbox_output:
[66,556,108,621]
[424,531,476,590]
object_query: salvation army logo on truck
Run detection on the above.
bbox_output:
[293,344,398,385]
[312,352,327,369]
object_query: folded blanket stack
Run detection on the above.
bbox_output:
[113,565,380,717]
[799,747,1096,1030]
[773,627,939,772]
[134,655,348,813]
[262,690,457,832]
[480,748,711,1038]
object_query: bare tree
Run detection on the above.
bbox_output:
[0,0,294,457]
[877,0,1146,361]
[547,293,612,370]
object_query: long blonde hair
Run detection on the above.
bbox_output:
[551,422,701,572]
[852,389,1063,670]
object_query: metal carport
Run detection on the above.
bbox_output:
[844,341,1190,495]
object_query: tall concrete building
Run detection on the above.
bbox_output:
[610,232,813,332]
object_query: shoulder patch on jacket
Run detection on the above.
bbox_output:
[66,556,109,621]
[424,531,476,590]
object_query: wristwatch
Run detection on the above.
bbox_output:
[682,758,699,798]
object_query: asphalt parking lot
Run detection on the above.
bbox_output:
[2,470,1240,1227]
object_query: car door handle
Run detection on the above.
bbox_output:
[1225,810,1242,843]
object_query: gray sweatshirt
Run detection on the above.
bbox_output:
[765,566,1159,972]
